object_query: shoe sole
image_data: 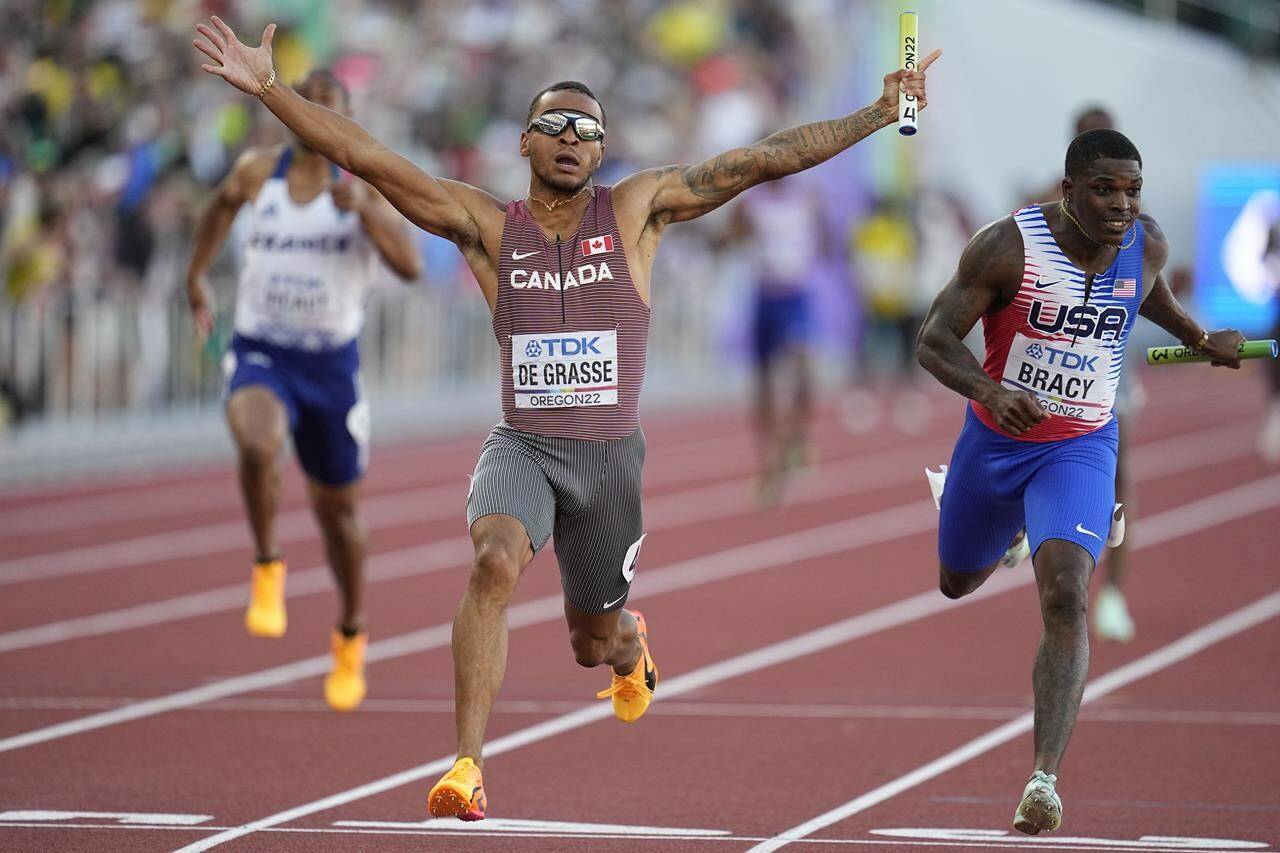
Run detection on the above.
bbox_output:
[245,614,286,638]
[1013,791,1061,835]
[324,681,366,712]
[429,788,484,822]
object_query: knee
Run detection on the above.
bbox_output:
[238,432,282,471]
[312,492,359,528]
[938,565,970,600]
[469,543,521,605]
[568,627,611,668]
[1039,567,1090,624]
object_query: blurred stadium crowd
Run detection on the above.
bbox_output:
[0,0,960,431]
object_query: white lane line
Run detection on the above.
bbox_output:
[0,416,771,541]
[745,589,1280,853]
[0,823,1269,852]
[5,697,1280,729]
[0,541,465,653]
[0,421,924,588]
[333,817,731,836]
[0,375,1236,535]
[0,810,213,825]
[0,484,462,588]
[7,469,1280,758]
[168,571,1029,852]
[0,438,950,653]
[169,472,1280,852]
[0,500,940,754]
[0,373,1239,548]
[0,437,483,537]
[1,411,1256,651]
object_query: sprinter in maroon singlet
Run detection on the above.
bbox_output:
[196,15,938,819]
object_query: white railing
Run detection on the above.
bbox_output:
[0,258,731,427]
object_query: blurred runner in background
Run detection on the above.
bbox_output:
[185,69,421,712]
[729,178,823,502]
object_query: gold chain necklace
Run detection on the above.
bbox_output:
[1060,199,1136,251]
[527,184,591,212]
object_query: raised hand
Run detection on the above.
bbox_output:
[877,48,941,116]
[194,16,276,96]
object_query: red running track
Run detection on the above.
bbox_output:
[0,370,1278,853]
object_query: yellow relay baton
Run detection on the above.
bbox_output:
[898,12,919,136]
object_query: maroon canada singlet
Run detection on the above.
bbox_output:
[493,185,651,441]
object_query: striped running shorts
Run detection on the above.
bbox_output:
[466,423,647,614]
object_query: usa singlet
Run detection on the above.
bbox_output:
[494,185,650,440]
[234,149,378,352]
[972,205,1144,441]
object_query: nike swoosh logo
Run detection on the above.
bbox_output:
[1035,279,1068,289]
[620,534,646,584]
[512,250,541,260]
[644,659,657,692]
[1075,523,1103,541]
[603,593,627,609]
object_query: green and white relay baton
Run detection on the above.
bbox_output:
[1146,339,1279,365]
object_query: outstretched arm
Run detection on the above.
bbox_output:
[916,218,1048,435]
[1137,214,1243,366]
[194,17,495,248]
[619,51,940,226]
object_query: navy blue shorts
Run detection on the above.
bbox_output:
[223,335,368,487]
[939,406,1118,572]
[752,290,813,365]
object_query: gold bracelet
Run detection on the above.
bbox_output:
[1192,330,1209,350]
[256,68,276,99]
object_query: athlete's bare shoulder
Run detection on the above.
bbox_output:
[958,214,1024,294]
[1138,212,1169,271]
[611,166,679,233]
[219,145,283,205]
[433,178,507,251]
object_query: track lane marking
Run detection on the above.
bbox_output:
[166,473,1280,851]
[0,412,1258,649]
[5,470,1279,759]
[746,591,1280,852]
[0,820,1267,850]
[0,438,952,651]
[0,423,934,587]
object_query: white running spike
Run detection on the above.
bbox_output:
[1000,530,1030,569]
[1106,503,1125,548]
[1013,770,1062,835]
[1093,584,1136,643]
[925,465,948,510]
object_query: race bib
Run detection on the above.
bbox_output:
[1001,332,1115,421]
[511,329,619,409]
[258,272,333,324]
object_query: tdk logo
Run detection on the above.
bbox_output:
[1029,299,1128,342]
[530,336,602,357]
[1038,346,1100,372]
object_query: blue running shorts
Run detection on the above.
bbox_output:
[752,289,814,366]
[224,334,368,487]
[938,406,1118,572]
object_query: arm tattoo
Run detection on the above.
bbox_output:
[679,105,892,202]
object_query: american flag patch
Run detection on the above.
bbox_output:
[1113,278,1136,298]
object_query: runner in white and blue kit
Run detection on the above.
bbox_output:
[185,70,421,712]
[917,129,1244,835]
